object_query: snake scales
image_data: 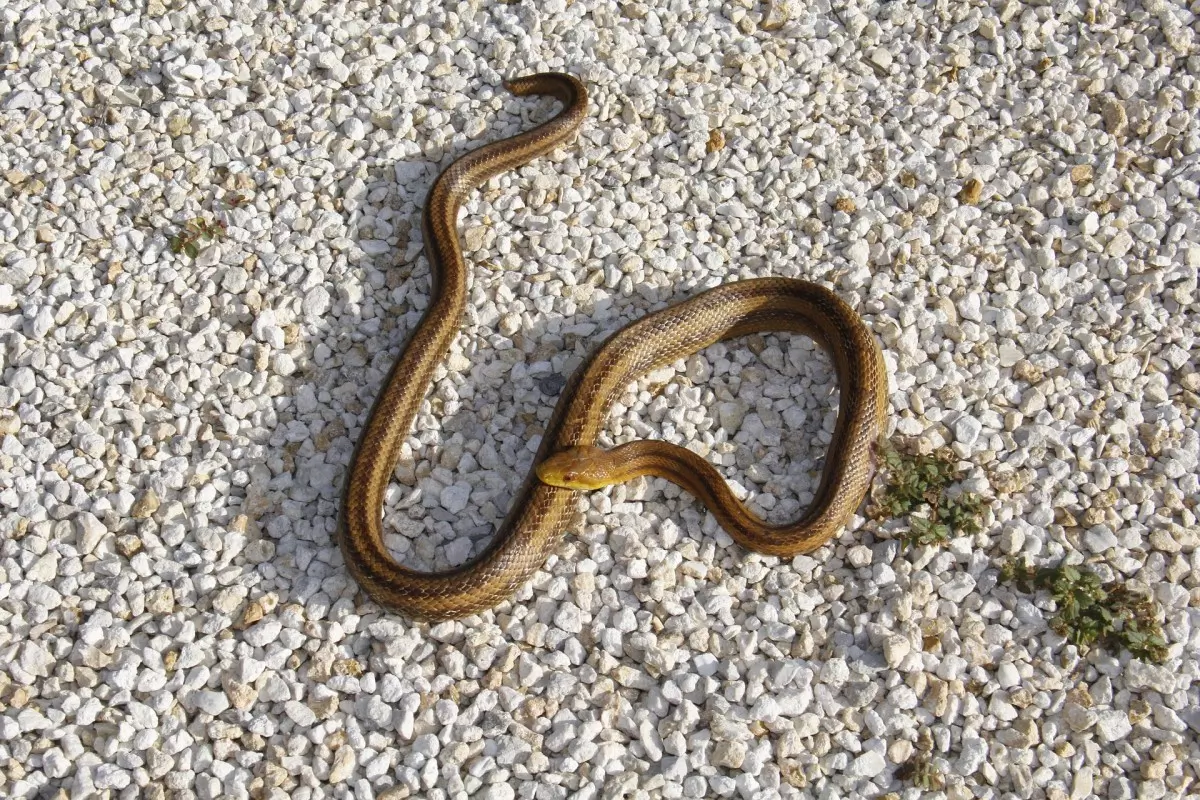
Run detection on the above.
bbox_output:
[338,73,888,621]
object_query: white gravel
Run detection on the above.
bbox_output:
[1,0,1198,798]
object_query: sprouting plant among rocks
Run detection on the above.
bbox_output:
[895,751,944,791]
[874,439,988,547]
[168,216,227,259]
[1000,558,1169,664]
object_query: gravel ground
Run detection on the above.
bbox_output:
[1,0,1199,798]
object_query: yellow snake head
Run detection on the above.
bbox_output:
[536,446,613,490]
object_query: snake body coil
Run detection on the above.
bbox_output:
[339,73,887,621]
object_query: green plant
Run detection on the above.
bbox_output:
[1000,558,1168,664]
[905,516,951,548]
[876,440,987,547]
[895,752,944,791]
[168,216,227,259]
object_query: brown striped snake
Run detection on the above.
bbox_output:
[339,73,888,621]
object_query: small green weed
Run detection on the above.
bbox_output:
[1000,558,1168,664]
[876,440,987,547]
[168,216,227,259]
[896,751,944,791]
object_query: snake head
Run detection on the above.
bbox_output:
[536,446,612,491]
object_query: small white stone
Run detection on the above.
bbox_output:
[819,657,849,687]
[957,736,988,775]
[329,747,355,782]
[20,642,54,677]
[718,400,748,432]
[1106,230,1134,257]
[1095,709,1132,742]
[11,366,36,395]
[1084,526,1120,553]
[343,117,366,140]
[243,618,282,647]
[996,662,1021,688]
[846,545,872,568]
[1018,292,1050,318]
[93,764,131,789]
[26,552,59,582]
[188,690,230,716]
[1071,767,1095,800]
[1124,661,1176,694]
[998,344,1024,367]
[639,719,664,761]
[954,415,982,446]
[42,748,71,779]
[938,573,976,603]
[846,240,870,267]
[439,482,472,513]
[1064,702,1096,732]
[882,635,910,669]
[554,603,583,634]
[999,525,1026,555]
[302,286,331,317]
[846,750,885,778]
[29,307,53,339]
[284,700,317,727]
[711,740,747,769]
[480,784,515,800]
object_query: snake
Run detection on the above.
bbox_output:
[338,72,888,621]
